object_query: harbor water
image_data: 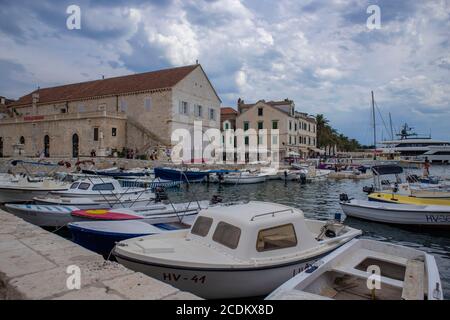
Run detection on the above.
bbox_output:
[165,165,450,299]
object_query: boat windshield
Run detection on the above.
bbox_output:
[191,216,213,237]
[212,222,241,249]
[256,224,297,252]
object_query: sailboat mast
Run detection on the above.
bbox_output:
[389,112,394,140]
[372,91,376,160]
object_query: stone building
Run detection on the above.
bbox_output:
[220,107,238,130]
[0,64,221,158]
[235,98,318,160]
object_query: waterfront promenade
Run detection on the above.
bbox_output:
[0,208,199,300]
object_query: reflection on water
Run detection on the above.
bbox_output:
[167,165,450,299]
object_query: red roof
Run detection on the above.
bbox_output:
[221,107,238,115]
[10,65,199,107]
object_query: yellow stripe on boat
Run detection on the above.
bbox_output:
[368,192,450,206]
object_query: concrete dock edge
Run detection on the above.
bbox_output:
[0,209,200,300]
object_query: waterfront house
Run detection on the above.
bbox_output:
[0,64,221,158]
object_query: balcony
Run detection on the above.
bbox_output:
[0,110,127,124]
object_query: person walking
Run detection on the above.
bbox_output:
[423,156,431,177]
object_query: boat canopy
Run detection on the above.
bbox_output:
[372,165,403,175]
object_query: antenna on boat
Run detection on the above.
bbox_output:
[371,91,376,160]
[389,112,394,140]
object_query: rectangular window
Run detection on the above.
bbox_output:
[289,121,292,131]
[294,136,297,145]
[209,108,216,120]
[60,108,66,114]
[258,121,263,130]
[70,182,80,189]
[191,216,213,237]
[94,128,99,141]
[120,98,128,112]
[244,121,249,131]
[272,121,278,130]
[195,104,203,118]
[289,136,292,145]
[258,108,263,116]
[272,135,278,145]
[256,224,297,252]
[144,97,152,111]
[179,101,189,114]
[245,136,249,145]
[225,122,230,130]
[78,183,90,190]
[213,221,241,249]
[112,128,117,137]
[92,183,115,191]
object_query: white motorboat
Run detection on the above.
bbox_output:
[49,178,148,198]
[267,239,443,300]
[221,172,267,184]
[5,200,209,228]
[33,191,155,209]
[0,176,69,203]
[340,198,450,227]
[259,167,279,180]
[277,170,301,181]
[113,201,361,299]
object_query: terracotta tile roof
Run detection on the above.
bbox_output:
[221,107,238,115]
[10,65,199,107]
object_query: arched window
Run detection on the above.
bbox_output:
[19,136,25,144]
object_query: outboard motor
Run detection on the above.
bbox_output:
[154,186,168,202]
[339,193,349,202]
[362,185,374,194]
[210,194,223,205]
[299,172,307,184]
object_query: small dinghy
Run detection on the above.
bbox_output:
[68,216,196,256]
[266,239,443,300]
[340,196,450,227]
[113,201,361,299]
[0,177,69,203]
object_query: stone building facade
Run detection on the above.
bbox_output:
[0,64,221,158]
[235,98,318,160]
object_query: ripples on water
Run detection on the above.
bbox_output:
[167,165,450,299]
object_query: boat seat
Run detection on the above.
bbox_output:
[401,259,425,300]
[274,290,333,300]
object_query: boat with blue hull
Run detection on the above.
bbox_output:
[68,217,195,256]
[154,167,209,182]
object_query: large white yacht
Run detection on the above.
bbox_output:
[379,124,450,163]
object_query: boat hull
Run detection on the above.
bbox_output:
[0,187,68,203]
[154,168,208,182]
[222,176,266,184]
[341,201,450,227]
[115,252,329,299]
[4,204,80,227]
[368,192,450,206]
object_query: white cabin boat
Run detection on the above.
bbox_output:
[340,198,450,227]
[0,176,69,203]
[50,178,148,198]
[267,239,443,300]
[221,172,267,184]
[113,201,361,299]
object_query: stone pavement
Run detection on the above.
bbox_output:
[0,209,200,300]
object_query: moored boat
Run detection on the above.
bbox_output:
[266,239,443,300]
[221,172,267,184]
[0,177,69,203]
[368,192,450,206]
[340,197,450,227]
[113,201,361,299]
[154,167,209,182]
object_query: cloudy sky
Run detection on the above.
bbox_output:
[1,0,449,144]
